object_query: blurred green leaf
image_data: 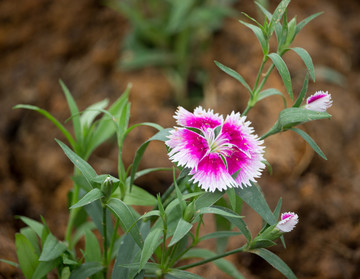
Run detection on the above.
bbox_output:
[293,74,309,108]
[194,191,224,210]
[290,128,327,159]
[56,139,97,187]
[15,233,38,279]
[290,47,315,81]
[166,269,205,279]
[269,0,290,35]
[70,188,104,209]
[124,185,157,206]
[295,12,323,37]
[239,21,268,55]
[32,259,60,279]
[13,104,75,147]
[39,234,67,262]
[215,61,252,93]
[84,230,102,263]
[59,80,82,143]
[106,198,143,248]
[268,53,293,100]
[0,259,19,268]
[236,183,277,226]
[18,216,44,239]
[129,128,171,190]
[69,262,104,279]
[199,231,242,242]
[169,219,192,247]
[80,99,109,130]
[250,248,297,279]
[182,249,245,279]
[257,88,286,107]
[139,228,162,271]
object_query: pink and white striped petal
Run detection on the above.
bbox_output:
[190,153,237,192]
[305,91,332,112]
[276,212,299,233]
[174,106,223,130]
[166,128,208,170]
[222,112,265,187]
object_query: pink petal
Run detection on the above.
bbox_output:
[276,212,299,233]
[190,153,237,192]
[166,128,208,170]
[175,106,223,130]
[222,112,265,187]
[305,91,332,112]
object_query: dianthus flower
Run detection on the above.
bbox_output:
[305,91,332,112]
[276,212,299,233]
[166,106,265,192]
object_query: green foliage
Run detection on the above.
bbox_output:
[5,1,334,279]
[108,0,236,104]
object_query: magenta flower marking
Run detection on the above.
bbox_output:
[166,106,265,192]
[276,212,299,233]
[305,91,332,112]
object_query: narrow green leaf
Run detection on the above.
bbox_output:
[20,228,40,256]
[194,191,224,210]
[255,2,272,21]
[61,266,71,279]
[59,80,82,142]
[86,85,130,157]
[84,230,102,262]
[169,219,192,247]
[13,104,75,147]
[18,216,44,238]
[199,231,242,242]
[290,128,327,159]
[80,99,109,128]
[211,206,251,241]
[139,228,162,271]
[56,139,97,186]
[268,53,293,100]
[166,269,205,279]
[39,234,67,262]
[182,249,245,279]
[257,88,286,107]
[236,183,277,226]
[15,233,39,279]
[124,185,157,206]
[32,259,60,279]
[293,74,309,108]
[129,128,171,190]
[0,259,19,268]
[291,47,315,81]
[251,248,297,279]
[295,12,323,37]
[269,0,291,35]
[70,188,104,209]
[106,198,143,248]
[112,222,150,279]
[279,107,331,128]
[239,21,268,55]
[69,262,104,279]
[214,61,252,93]
[196,206,242,219]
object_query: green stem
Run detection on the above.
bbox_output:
[65,169,81,250]
[178,245,247,270]
[102,204,108,278]
[107,218,119,261]
[253,56,268,92]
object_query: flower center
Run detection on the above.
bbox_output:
[203,128,233,156]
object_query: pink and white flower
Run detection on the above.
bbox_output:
[276,212,299,233]
[166,106,265,192]
[305,91,332,112]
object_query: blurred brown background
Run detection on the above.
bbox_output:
[0,0,359,278]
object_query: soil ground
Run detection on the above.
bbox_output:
[1,0,360,278]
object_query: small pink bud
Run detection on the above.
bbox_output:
[276,212,299,233]
[305,91,332,112]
